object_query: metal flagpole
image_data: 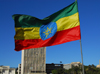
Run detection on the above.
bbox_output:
[80,40,84,74]
[75,0,84,74]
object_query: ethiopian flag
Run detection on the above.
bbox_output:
[13,1,81,51]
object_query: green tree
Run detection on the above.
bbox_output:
[72,66,81,74]
[65,69,71,74]
[52,64,100,74]
[52,68,65,74]
[52,69,58,74]
[57,68,64,74]
[84,64,100,74]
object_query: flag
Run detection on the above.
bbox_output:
[13,1,81,51]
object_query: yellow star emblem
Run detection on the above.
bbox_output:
[43,27,52,38]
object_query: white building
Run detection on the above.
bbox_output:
[63,62,82,70]
[63,64,71,70]
[96,60,100,68]
[18,64,21,74]
[0,66,15,74]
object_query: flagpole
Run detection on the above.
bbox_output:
[80,40,84,74]
[76,0,84,73]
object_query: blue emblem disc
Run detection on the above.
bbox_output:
[39,22,57,40]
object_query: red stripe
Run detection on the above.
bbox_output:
[15,25,81,51]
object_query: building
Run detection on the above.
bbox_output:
[18,62,82,74]
[63,62,82,70]
[18,63,63,74]
[46,63,63,74]
[71,62,82,67]
[18,64,21,74]
[96,60,100,68]
[0,66,15,74]
[63,64,71,70]
[21,47,46,74]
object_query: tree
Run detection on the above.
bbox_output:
[57,68,65,74]
[72,66,81,74]
[65,69,72,74]
[52,69,58,74]
[52,68,65,74]
[84,64,100,74]
[52,64,100,74]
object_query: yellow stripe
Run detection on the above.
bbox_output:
[15,12,80,40]
[56,12,80,31]
[14,27,41,40]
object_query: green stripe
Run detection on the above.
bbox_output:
[12,14,43,27]
[13,1,78,28]
[43,1,78,22]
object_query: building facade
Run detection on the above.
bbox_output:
[21,47,46,74]
[46,63,63,74]
[18,64,21,74]
[63,62,82,70]
[96,60,100,68]
[63,64,71,70]
[0,66,15,74]
[18,62,82,74]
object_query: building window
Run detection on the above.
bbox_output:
[9,70,12,72]
[30,67,33,70]
[55,64,61,66]
[2,70,5,73]
[0,71,2,73]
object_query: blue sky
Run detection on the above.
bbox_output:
[0,0,100,68]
